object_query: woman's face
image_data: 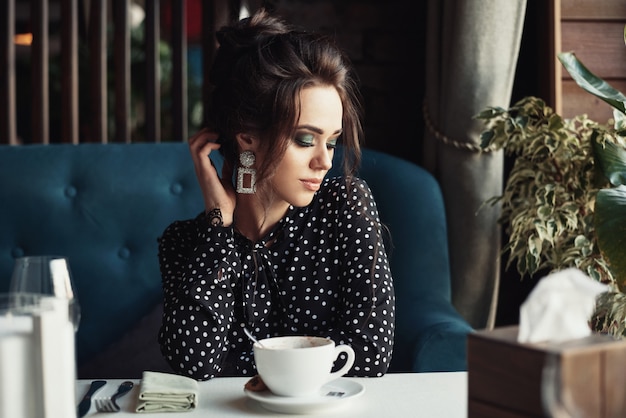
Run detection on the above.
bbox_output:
[269,85,343,208]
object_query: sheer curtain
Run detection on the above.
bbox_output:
[423,0,527,329]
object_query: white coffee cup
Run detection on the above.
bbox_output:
[253,335,355,397]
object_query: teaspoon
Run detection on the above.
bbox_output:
[243,327,265,348]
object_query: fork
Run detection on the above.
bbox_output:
[94,381,134,412]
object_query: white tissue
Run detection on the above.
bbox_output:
[518,268,609,343]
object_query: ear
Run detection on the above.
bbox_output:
[235,133,260,152]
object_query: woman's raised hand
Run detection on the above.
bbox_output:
[188,128,236,226]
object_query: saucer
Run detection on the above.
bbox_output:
[244,378,365,414]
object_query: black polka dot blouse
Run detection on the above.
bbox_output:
[158,176,395,380]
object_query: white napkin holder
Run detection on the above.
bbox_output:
[0,296,76,418]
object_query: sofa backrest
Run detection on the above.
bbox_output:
[0,143,457,373]
[0,144,205,367]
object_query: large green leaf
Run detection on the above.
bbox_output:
[595,186,626,291]
[593,139,626,186]
[558,52,626,115]
[616,109,626,132]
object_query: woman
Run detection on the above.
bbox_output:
[158,9,395,381]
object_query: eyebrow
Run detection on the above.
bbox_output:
[296,125,343,136]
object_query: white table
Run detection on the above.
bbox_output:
[77,372,467,417]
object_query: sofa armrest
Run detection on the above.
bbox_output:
[390,297,473,373]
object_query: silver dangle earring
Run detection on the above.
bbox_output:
[236,150,256,194]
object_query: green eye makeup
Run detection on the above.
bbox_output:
[293,132,339,149]
[294,134,315,147]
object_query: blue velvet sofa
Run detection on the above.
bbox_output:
[0,143,472,378]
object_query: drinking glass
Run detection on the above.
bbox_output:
[9,256,81,331]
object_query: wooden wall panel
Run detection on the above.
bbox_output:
[145,0,161,142]
[1,0,233,144]
[113,0,131,143]
[556,0,626,122]
[61,0,79,144]
[1,0,16,144]
[88,0,108,143]
[172,1,188,143]
[561,21,626,79]
[31,0,50,144]
[562,80,626,121]
[561,0,626,20]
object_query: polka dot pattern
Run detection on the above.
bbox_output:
[158,177,395,380]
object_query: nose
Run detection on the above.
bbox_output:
[312,145,333,171]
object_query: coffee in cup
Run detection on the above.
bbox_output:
[253,336,355,397]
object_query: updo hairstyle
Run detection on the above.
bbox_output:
[206,9,363,184]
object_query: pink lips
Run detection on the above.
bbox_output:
[301,178,322,191]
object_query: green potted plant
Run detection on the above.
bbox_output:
[477,30,626,336]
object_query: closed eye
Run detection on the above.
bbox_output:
[326,137,339,149]
[293,126,342,148]
[294,133,315,147]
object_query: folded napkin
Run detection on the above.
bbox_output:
[518,268,608,343]
[136,371,199,413]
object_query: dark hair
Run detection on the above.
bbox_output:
[206,9,363,188]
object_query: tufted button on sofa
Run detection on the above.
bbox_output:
[0,143,472,378]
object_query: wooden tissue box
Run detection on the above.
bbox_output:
[467,326,626,417]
